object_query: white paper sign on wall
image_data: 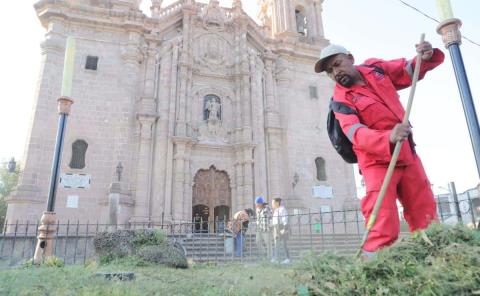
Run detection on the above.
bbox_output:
[320,205,332,213]
[312,185,333,199]
[59,173,91,189]
[66,195,79,208]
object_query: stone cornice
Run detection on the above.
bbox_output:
[35,0,146,34]
[34,0,325,62]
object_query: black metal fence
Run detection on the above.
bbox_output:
[0,199,478,268]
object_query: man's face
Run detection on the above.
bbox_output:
[323,53,357,87]
[255,203,263,209]
[272,201,279,209]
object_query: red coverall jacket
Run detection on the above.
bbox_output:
[333,49,445,252]
[333,49,445,169]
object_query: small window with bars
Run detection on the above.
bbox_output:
[309,85,318,99]
[85,56,99,71]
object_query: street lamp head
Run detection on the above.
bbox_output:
[7,157,16,173]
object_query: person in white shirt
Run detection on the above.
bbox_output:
[271,198,290,264]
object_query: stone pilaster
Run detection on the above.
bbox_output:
[163,42,180,221]
[242,145,255,209]
[175,5,195,137]
[172,138,193,221]
[150,42,175,222]
[234,149,244,212]
[250,53,268,200]
[120,32,144,223]
[263,54,283,200]
[131,112,157,223]
[183,143,193,222]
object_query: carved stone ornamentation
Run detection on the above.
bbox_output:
[192,33,234,72]
[197,120,229,144]
[202,0,226,28]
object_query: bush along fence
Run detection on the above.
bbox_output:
[0,199,478,267]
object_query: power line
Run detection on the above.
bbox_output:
[396,0,480,48]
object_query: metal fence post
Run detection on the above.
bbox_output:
[73,220,80,264]
[355,208,360,235]
[161,212,164,230]
[0,220,7,259]
[64,220,70,264]
[215,216,218,263]
[308,209,313,252]
[467,191,476,226]
[83,221,89,265]
[438,199,445,222]
[31,220,39,259]
[223,215,226,262]
[9,220,18,265]
[21,221,29,261]
[192,219,196,263]
[319,211,324,252]
[450,182,463,223]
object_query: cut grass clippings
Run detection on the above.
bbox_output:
[295,223,480,296]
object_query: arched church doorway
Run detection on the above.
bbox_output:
[192,166,231,233]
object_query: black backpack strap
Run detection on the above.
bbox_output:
[330,100,357,115]
[360,64,385,75]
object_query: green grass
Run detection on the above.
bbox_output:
[0,260,297,296]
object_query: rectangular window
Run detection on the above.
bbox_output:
[85,56,99,70]
[309,85,318,99]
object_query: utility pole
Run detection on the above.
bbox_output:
[436,0,480,178]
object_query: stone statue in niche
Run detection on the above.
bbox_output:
[204,95,221,121]
[197,94,229,143]
[206,98,221,121]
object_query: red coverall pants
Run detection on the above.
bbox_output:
[361,156,437,252]
[332,49,445,252]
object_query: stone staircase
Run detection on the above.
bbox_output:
[171,233,366,263]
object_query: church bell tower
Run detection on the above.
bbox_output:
[258,0,325,42]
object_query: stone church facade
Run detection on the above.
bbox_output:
[6,0,357,226]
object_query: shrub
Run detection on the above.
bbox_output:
[93,229,187,268]
[137,242,188,269]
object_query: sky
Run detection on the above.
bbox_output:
[0,0,479,195]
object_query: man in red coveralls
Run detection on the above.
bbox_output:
[315,41,444,256]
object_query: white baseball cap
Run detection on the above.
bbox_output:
[314,44,350,73]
